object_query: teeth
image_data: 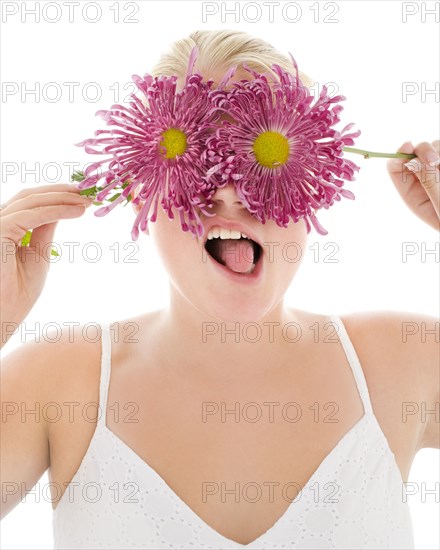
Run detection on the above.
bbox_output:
[207,227,250,241]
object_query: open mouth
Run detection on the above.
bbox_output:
[204,237,263,275]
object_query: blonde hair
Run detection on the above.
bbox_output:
[132,31,314,204]
[150,29,315,89]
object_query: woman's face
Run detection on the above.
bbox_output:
[133,70,308,323]
[134,182,308,323]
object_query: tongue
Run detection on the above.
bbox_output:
[218,239,255,273]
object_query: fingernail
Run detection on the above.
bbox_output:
[426,151,440,167]
[77,196,92,203]
[404,160,420,172]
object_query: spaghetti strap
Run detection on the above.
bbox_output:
[97,322,112,428]
[328,314,374,415]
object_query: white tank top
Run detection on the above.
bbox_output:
[53,314,415,549]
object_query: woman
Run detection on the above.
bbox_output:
[1,30,438,549]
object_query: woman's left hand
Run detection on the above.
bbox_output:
[386,140,439,231]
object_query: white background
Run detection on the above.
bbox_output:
[1,0,439,548]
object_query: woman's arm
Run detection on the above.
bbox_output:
[0,340,53,518]
[341,310,439,455]
[384,139,439,449]
[0,326,101,519]
[416,314,440,450]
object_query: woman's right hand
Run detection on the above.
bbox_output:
[0,184,93,347]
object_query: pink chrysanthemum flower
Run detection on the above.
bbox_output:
[203,56,361,234]
[75,47,220,240]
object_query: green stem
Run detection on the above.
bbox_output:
[19,149,417,254]
[343,147,417,160]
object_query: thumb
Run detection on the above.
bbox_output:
[30,221,59,261]
[403,145,440,220]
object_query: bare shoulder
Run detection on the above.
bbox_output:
[1,322,103,402]
[337,309,439,388]
[1,323,105,455]
[338,310,439,450]
[0,323,105,515]
[7,311,162,420]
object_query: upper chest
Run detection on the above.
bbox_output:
[49,328,420,545]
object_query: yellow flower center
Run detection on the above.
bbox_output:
[160,128,187,159]
[253,131,290,168]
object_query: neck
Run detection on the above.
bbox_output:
[154,284,300,373]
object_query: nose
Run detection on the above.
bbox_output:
[210,183,247,212]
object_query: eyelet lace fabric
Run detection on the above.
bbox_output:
[53,315,415,549]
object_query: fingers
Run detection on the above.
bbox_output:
[29,221,59,261]
[0,186,93,253]
[386,141,415,175]
[1,202,92,246]
[0,191,91,217]
[0,184,83,212]
[386,141,417,199]
[405,140,440,169]
[404,140,440,219]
